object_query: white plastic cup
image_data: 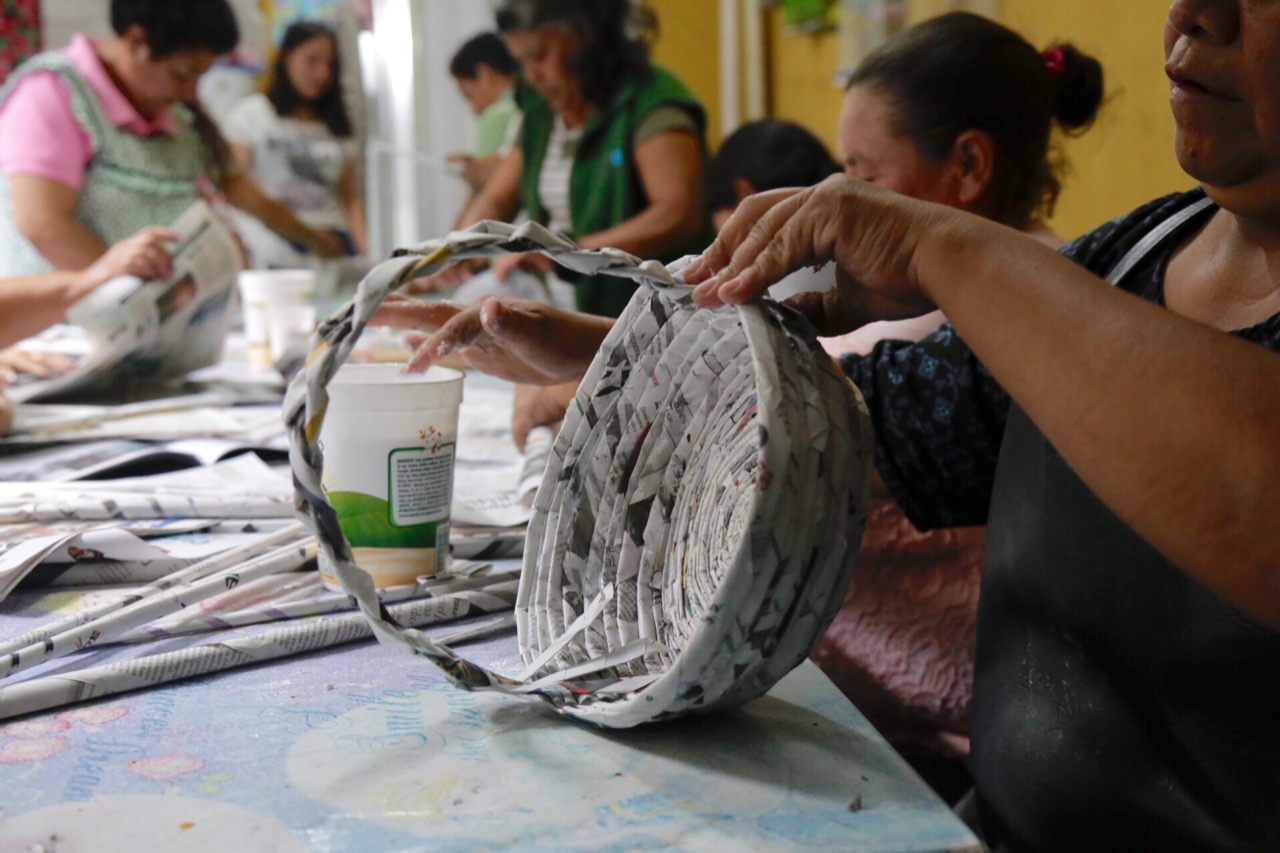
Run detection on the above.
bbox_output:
[268,304,318,364]
[317,364,465,590]
[237,269,316,370]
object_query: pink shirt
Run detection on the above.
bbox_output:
[0,35,179,190]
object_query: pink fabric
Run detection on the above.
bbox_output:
[821,310,947,357]
[812,306,982,761]
[0,35,178,189]
[812,499,982,759]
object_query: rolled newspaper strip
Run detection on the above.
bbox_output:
[283,220,872,728]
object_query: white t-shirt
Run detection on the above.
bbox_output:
[223,93,352,231]
[537,116,582,236]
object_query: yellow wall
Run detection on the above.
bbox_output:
[999,1,1193,237]
[651,0,1194,241]
[649,0,723,144]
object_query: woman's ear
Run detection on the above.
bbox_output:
[122,24,150,59]
[731,177,758,203]
[950,129,995,208]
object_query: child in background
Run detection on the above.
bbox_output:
[704,119,840,231]
[446,32,522,195]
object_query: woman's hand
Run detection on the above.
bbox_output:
[446,152,503,193]
[511,381,576,452]
[0,349,76,384]
[76,226,179,298]
[402,258,489,294]
[684,177,955,335]
[310,229,346,259]
[492,251,554,282]
[370,293,611,384]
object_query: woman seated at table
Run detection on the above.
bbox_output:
[418,0,710,318]
[0,226,177,435]
[368,0,1280,846]
[0,0,345,279]
[224,20,368,267]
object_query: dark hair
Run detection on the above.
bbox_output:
[495,0,657,109]
[110,0,239,58]
[266,21,353,139]
[187,98,233,183]
[450,32,519,79]
[707,119,840,213]
[847,12,1104,227]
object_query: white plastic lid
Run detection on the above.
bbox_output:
[326,364,464,411]
[237,269,316,303]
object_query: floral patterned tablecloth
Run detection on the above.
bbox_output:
[0,579,980,852]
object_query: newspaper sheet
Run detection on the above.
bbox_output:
[7,200,241,404]
[0,435,289,481]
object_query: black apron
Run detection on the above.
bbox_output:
[968,198,1280,851]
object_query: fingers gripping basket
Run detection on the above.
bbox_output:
[284,221,873,728]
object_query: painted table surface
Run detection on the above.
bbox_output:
[0,583,981,853]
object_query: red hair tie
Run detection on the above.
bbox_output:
[1043,46,1066,78]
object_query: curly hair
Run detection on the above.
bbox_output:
[495,0,658,109]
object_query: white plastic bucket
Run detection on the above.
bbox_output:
[317,364,465,590]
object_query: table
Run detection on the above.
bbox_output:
[0,363,979,852]
[0,578,980,852]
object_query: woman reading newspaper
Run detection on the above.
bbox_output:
[0,0,346,278]
[0,226,176,434]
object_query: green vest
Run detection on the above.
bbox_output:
[518,65,711,317]
[0,50,206,276]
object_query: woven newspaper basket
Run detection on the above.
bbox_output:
[284,221,872,728]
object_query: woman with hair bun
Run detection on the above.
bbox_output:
[839,12,1102,237]
[811,12,1107,796]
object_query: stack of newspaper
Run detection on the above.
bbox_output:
[0,442,533,720]
[0,203,554,720]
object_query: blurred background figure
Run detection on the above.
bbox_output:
[704,118,841,231]
[224,19,367,268]
[0,0,346,280]
[0,225,177,435]
[0,0,40,82]
[418,0,710,318]
[810,11,1103,801]
[446,32,521,197]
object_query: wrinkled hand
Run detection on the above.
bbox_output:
[684,176,955,336]
[0,349,76,384]
[370,293,610,384]
[492,251,554,283]
[511,381,576,452]
[403,257,489,294]
[78,226,179,295]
